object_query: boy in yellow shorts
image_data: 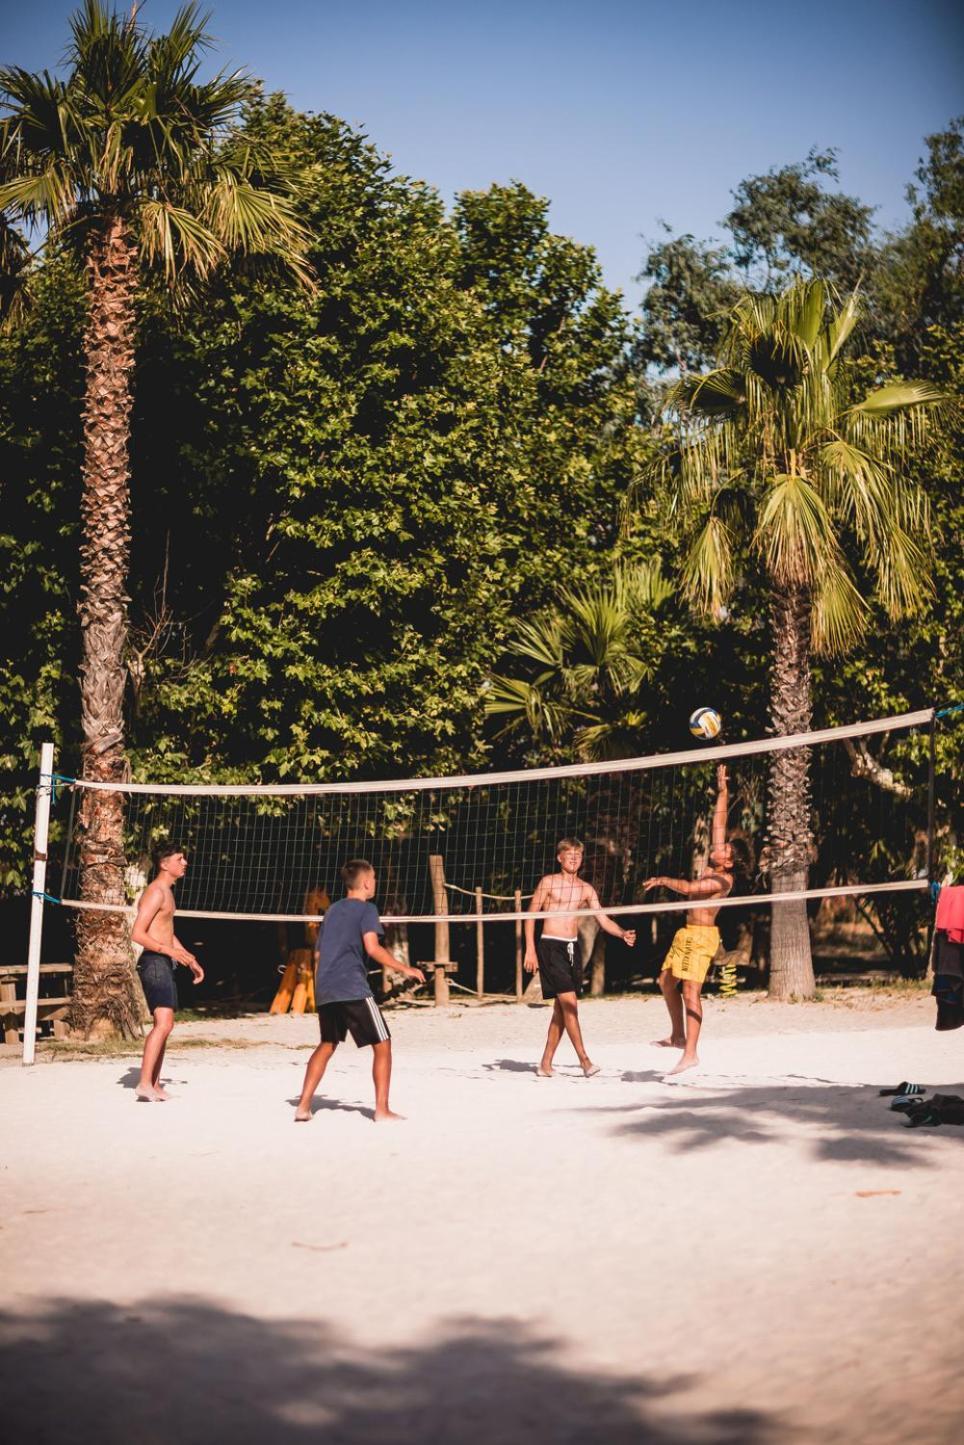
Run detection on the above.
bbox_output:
[643,764,733,1076]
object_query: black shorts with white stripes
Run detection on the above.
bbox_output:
[318,997,391,1049]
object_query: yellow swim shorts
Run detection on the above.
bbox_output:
[660,925,721,985]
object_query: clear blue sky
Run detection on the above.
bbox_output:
[3,1,962,304]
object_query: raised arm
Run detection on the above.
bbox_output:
[585,887,636,947]
[711,762,729,852]
[643,875,726,899]
[362,931,425,985]
[524,877,550,969]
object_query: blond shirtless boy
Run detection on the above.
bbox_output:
[643,764,733,1076]
[525,838,636,1077]
[130,840,203,1101]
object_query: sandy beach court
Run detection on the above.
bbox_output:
[2,992,963,1443]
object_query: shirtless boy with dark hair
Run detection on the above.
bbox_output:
[525,838,636,1078]
[130,840,204,1101]
[644,764,733,1076]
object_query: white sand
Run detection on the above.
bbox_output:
[2,992,963,1444]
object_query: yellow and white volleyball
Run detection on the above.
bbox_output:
[689,706,722,740]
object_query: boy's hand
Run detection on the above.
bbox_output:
[524,950,538,973]
[622,929,636,947]
[172,942,198,968]
[406,966,426,985]
[642,877,663,892]
[717,763,728,788]
[189,961,205,985]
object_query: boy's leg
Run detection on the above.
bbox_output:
[666,980,703,1076]
[656,968,685,1047]
[538,999,565,1075]
[138,1008,174,1099]
[556,991,598,1076]
[295,1041,337,1119]
[373,1040,403,1122]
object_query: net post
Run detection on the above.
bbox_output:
[926,715,936,884]
[475,887,484,998]
[514,890,523,1001]
[429,854,450,1006]
[23,742,55,1066]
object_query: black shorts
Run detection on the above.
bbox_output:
[137,951,178,1012]
[318,997,391,1048]
[538,936,582,999]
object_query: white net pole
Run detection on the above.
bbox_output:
[23,741,55,1066]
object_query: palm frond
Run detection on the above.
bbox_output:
[810,557,868,655]
[849,381,946,419]
[681,514,734,616]
[754,473,834,585]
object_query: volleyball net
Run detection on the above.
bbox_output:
[46,709,935,924]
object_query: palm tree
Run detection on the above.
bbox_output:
[486,561,673,762]
[0,2,311,1036]
[635,278,943,998]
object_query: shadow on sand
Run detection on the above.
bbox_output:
[0,1297,781,1444]
[285,1095,375,1121]
[586,1078,964,1165]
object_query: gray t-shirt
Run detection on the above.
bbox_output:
[315,898,383,1004]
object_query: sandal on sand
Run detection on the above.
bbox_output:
[890,1096,926,1113]
[879,1081,925,1097]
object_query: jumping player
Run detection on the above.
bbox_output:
[130,840,204,1101]
[525,838,636,1077]
[644,763,733,1076]
[294,859,425,1124]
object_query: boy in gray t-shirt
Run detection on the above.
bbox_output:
[294,859,424,1123]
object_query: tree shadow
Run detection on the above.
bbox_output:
[0,1296,781,1444]
[284,1095,375,1122]
[585,1080,964,1166]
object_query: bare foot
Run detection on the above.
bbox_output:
[374,1109,406,1123]
[653,1036,686,1048]
[135,1085,161,1102]
[293,1109,312,1122]
[536,1065,554,1078]
[665,1057,699,1077]
[152,1085,171,1100]
[581,1061,600,1077]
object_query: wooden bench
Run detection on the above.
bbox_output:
[0,963,73,1044]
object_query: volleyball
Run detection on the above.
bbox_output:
[689,706,722,740]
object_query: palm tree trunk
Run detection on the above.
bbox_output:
[766,582,816,1000]
[69,213,141,1039]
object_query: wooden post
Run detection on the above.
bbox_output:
[429,854,450,1006]
[514,889,524,1001]
[2,981,19,1045]
[475,887,484,998]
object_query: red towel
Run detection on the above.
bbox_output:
[936,885,964,945]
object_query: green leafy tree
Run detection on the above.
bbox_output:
[634,278,944,998]
[0,1,309,1036]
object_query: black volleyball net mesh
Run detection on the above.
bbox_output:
[55,710,934,923]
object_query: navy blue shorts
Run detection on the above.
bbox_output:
[318,997,391,1048]
[137,951,178,1013]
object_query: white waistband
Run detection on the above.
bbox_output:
[542,934,577,944]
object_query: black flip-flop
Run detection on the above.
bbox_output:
[890,1096,926,1113]
[879,1081,925,1097]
